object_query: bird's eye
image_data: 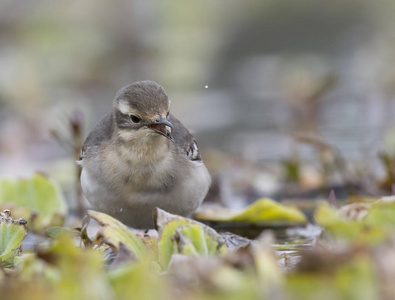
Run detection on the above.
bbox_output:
[130,114,141,123]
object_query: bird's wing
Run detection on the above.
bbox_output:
[79,112,114,161]
[169,114,202,161]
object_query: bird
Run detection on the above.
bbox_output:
[79,80,211,229]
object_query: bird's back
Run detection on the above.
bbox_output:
[80,112,114,160]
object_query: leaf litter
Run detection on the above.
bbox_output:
[1,172,395,299]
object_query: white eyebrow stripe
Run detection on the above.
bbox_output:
[192,142,199,158]
[118,100,130,115]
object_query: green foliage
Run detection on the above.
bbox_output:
[2,233,113,300]
[45,226,75,239]
[197,198,307,224]
[364,201,395,227]
[0,174,68,232]
[377,151,395,191]
[282,156,300,183]
[3,178,395,300]
[46,233,113,300]
[229,198,307,223]
[156,208,227,268]
[0,223,26,268]
[286,253,379,300]
[108,260,169,300]
[315,201,393,246]
[84,210,147,260]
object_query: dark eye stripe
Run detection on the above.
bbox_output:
[115,110,133,129]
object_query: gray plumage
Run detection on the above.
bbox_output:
[79,80,211,228]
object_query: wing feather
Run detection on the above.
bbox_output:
[168,114,201,161]
[79,113,114,160]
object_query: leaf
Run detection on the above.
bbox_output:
[0,173,68,232]
[177,224,208,256]
[45,227,75,239]
[229,199,306,223]
[364,201,395,227]
[286,251,379,300]
[314,201,345,226]
[108,258,169,300]
[252,232,284,295]
[46,232,113,300]
[314,202,388,246]
[196,198,307,224]
[0,225,25,268]
[0,210,27,268]
[155,208,226,268]
[84,210,147,260]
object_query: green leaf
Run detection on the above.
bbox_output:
[0,224,25,267]
[179,224,208,255]
[157,218,187,267]
[155,208,226,268]
[49,232,113,300]
[229,199,306,223]
[45,226,75,239]
[364,201,395,227]
[85,210,147,260]
[0,174,68,232]
[286,252,379,300]
[314,202,388,245]
[108,259,169,300]
[314,201,345,227]
[196,198,307,224]
[0,210,27,268]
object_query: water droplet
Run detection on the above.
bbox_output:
[120,208,123,212]
[205,85,208,89]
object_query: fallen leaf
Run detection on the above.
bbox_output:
[0,209,27,268]
[154,208,227,268]
[84,210,147,260]
[0,174,67,233]
[195,198,307,224]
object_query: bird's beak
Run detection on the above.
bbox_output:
[147,116,174,142]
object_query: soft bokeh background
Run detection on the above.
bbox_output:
[1,0,395,207]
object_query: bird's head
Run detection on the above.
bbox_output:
[113,80,174,142]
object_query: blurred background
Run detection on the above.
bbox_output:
[1,0,395,209]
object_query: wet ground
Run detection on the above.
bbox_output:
[274,224,322,271]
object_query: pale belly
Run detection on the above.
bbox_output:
[81,161,210,229]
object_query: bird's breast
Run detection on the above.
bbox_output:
[100,140,178,194]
